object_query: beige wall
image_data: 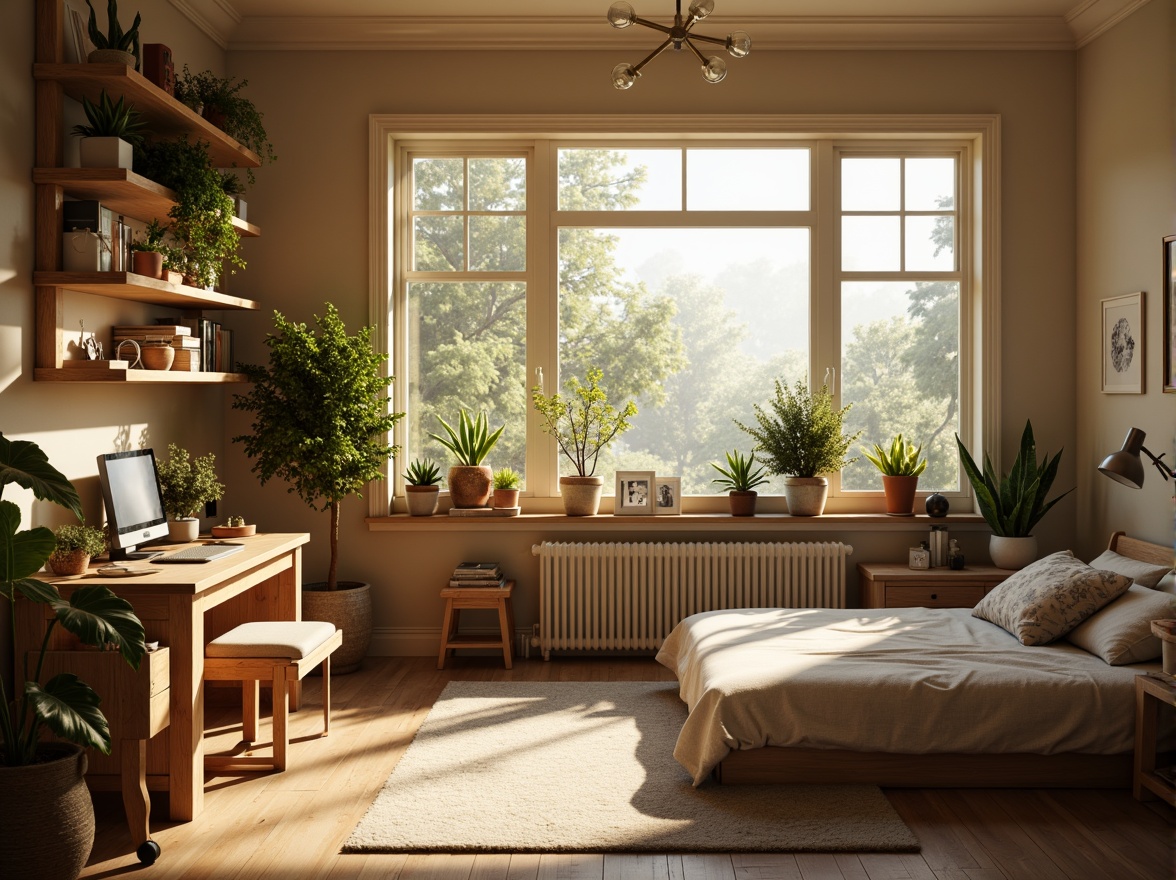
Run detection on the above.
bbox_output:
[1075,0,1176,558]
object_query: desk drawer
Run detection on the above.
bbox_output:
[35,648,170,740]
[886,585,984,608]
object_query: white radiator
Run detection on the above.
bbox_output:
[531,541,853,660]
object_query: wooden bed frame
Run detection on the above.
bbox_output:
[714,532,1174,788]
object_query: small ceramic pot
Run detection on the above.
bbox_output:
[131,250,163,279]
[881,475,919,516]
[447,465,492,508]
[560,476,603,516]
[728,491,757,516]
[168,517,199,542]
[88,48,135,66]
[783,476,829,516]
[493,487,520,509]
[405,485,440,516]
[989,535,1037,570]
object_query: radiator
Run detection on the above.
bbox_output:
[531,541,853,660]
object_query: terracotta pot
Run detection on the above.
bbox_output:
[47,548,90,576]
[405,485,440,516]
[493,487,520,509]
[302,581,371,674]
[168,517,199,542]
[560,475,603,516]
[989,535,1037,570]
[131,250,163,279]
[728,490,757,516]
[783,476,829,516]
[141,344,175,370]
[0,743,94,880]
[881,475,919,516]
[447,465,492,508]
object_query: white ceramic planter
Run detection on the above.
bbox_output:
[79,136,133,169]
[989,535,1037,570]
[168,517,200,542]
[783,476,829,516]
[405,485,440,516]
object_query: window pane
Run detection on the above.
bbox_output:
[413,216,464,271]
[686,148,810,211]
[408,281,527,484]
[905,157,955,210]
[469,157,526,211]
[905,216,954,271]
[558,227,809,495]
[557,148,681,210]
[841,216,900,271]
[840,281,960,493]
[413,157,464,211]
[841,158,900,211]
[470,216,525,271]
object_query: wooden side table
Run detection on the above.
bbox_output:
[857,563,1011,609]
[437,581,516,669]
[1134,671,1176,805]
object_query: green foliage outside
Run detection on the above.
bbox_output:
[737,380,861,479]
[155,443,224,519]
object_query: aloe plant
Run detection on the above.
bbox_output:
[862,434,927,477]
[403,458,441,487]
[85,0,141,66]
[71,90,145,147]
[429,410,504,467]
[955,420,1073,537]
[710,449,770,493]
[493,467,521,490]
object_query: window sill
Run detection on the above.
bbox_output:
[367,512,990,532]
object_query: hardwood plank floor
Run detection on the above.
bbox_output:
[79,657,1174,880]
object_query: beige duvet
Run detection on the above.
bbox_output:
[655,607,1159,785]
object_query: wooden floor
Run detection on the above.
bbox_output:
[80,656,1174,880]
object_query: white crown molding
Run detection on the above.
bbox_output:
[168,0,241,51]
[1064,0,1151,47]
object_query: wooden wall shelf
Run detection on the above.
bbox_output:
[34,367,248,384]
[34,272,259,309]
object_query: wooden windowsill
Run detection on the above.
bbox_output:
[367,512,990,532]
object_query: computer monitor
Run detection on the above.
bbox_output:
[97,449,169,560]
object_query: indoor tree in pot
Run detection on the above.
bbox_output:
[862,433,927,516]
[955,420,1073,570]
[737,378,860,516]
[710,449,770,516]
[403,458,441,516]
[0,433,147,879]
[429,410,504,509]
[233,304,403,673]
[532,367,637,516]
[154,443,224,542]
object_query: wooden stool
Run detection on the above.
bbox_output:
[437,581,516,669]
[203,621,342,771]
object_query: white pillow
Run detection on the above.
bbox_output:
[1065,585,1176,665]
[1155,571,1176,596]
[1088,549,1173,590]
[972,550,1133,646]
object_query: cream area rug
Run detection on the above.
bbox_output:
[344,681,918,853]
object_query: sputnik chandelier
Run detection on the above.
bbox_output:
[608,0,751,89]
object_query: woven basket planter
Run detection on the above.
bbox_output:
[47,548,90,576]
[302,581,372,674]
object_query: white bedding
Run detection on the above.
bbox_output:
[655,607,1160,785]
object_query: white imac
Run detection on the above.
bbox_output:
[97,448,169,560]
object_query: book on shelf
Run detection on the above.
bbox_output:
[171,349,201,371]
[452,562,502,577]
[131,324,194,336]
[447,576,506,589]
[113,334,200,350]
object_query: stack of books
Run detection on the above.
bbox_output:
[448,562,505,588]
[112,324,201,371]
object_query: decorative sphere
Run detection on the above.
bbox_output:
[702,56,728,83]
[925,493,949,517]
[689,0,715,20]
[612,63,637,90]
[608,2,636,28]
[727,31,752,57]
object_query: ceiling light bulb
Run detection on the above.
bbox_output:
[726,31,751,57]
[608,2,636,28]
[688,0,715,20]
[612,63,639,89]
[702,55,727,83]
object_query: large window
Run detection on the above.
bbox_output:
[384,120,993,514]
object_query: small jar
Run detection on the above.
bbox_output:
[909,543,930,570]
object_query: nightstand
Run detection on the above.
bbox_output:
[1134,672,1176,805]
[437,581,516,670]
[857,563,1011,609]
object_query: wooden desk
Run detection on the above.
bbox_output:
[16,532,309,822]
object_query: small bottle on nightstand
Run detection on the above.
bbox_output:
[909,542,930,570]
[948,539,965,570]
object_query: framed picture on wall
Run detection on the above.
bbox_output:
[614,470,655,515]
[1164,235,1175,394]
[654,476,681,515]
[1101,291,1144,394]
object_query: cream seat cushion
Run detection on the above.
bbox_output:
[1065,585,1176,665]
[207,620,338,659]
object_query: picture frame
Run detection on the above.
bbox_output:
[1101,291,1144,394]
[654,476,681,515]
[1164,235,1175,394]
[614,470,655,515]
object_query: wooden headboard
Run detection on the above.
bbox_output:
[1107,531,1174,567]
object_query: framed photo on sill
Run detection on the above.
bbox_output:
[655,476,681,515]
[614,470,655,515]
[1101,291,1144,394]
[1164,235,1175,393]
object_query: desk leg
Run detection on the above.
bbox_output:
[169,594,203,821]
[277,553,303,711]
[120,739,149,848]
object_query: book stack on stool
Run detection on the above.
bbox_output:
[438,562,515,669]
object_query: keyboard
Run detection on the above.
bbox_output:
[154,543,246,564]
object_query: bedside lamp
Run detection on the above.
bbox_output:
[1098,427,1175,488]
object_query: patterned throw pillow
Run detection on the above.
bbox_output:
[1065,585,1176,664]
[972,550,1133,646]
[1088,549,1173,590]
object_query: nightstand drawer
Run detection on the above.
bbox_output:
[885,586,984,608]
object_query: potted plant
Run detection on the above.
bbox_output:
[710,449,770,516]
[173,66,277,181]
[737,378,861,516]
[71,90,144,169]
[492,468,521,509]
[956,420,1073,570]
[403,458,441,516]
[46,523,106,576]
[129,219,167,279]
[211,515,256,538]
[84,0,141,68]
[233,304,403,673]
[862,433,927,516]
[532,367,638,516]
[429,410,504,509]
[154,443,225,542]
[0,433,146,880]
[220,171,248,220]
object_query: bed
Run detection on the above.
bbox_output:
[655,532,1175,788]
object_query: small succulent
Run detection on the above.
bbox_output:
[71,90,145,147]
[493,467,521,490]
[710,450,770,493]
[403,458,441,487]
[225,515,246,527]
[861,434,927,477]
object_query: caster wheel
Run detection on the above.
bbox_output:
[137,839,161,865]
